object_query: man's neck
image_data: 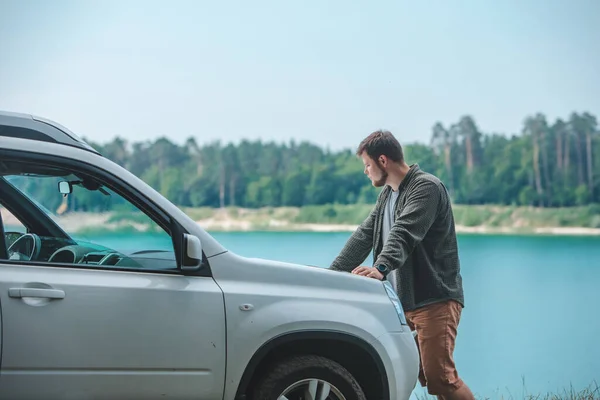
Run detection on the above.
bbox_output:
[385,162,411,192]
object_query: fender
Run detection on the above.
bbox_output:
[234,329,389,400]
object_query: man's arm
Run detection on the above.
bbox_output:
[374,180,442,272]
[329,206,377,272]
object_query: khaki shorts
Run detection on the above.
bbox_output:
[405,299,466,396]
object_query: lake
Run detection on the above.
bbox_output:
[84,230,600,399]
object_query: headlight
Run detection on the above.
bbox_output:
[383,280,407,325]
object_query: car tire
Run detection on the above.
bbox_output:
[253,354,367,400]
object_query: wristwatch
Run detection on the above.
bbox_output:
[376,264,390,276]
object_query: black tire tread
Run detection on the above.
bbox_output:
[253,354,366,400]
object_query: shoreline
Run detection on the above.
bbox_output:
[192,204,600,236]
[3,207,600,237]
[200,225,600,236]
[455,225,600,236]
[195,218,600,236]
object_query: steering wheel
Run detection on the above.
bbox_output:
[7,233,42,261]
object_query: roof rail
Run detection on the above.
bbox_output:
[0,110,100,154]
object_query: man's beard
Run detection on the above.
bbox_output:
[372,167,388,187]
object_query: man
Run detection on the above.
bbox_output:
[329,130,474,400]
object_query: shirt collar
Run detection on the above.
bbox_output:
[396,163,419,192]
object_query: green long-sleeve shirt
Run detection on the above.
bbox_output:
[329,164,464,311]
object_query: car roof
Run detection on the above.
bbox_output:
[0,110,100,154]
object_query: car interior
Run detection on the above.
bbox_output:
[0,160,177,271]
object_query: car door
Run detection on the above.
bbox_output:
[0,264,226,400]
[0,165,227,399]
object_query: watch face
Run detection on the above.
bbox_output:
[377,265,387,273]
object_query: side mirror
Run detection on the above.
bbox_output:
[58,181,72,196]
[182,233,203,272]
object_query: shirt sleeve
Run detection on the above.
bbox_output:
[329,206,376,272]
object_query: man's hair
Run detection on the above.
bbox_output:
[356,130,404,163]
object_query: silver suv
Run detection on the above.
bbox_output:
[0,110,419,400]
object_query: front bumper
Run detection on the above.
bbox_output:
[374,329,420,400]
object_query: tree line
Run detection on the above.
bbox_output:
[82,111,597,209]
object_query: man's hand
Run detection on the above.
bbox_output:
[352,266,384,280]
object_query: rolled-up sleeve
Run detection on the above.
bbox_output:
[329,206,377,272]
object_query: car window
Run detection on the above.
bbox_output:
[0,162,177,271]
[0,207,26,234]
[0,207,27,249]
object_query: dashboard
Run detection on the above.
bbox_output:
[6,232,177,270]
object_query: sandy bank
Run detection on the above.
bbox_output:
[3,207,600,236]
[197,218,600,236]
[453,224,600,236]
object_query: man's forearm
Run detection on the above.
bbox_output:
[330,208,376,272]
[330,227,374,272]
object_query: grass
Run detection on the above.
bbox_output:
[413,379,599,400]
[180,206,215,220]
[160,203,600,230]
[176,203,600,234]
[63,203,600,234]
[450,204,600,229]
[290,203,600,230]
[294,204,373,225]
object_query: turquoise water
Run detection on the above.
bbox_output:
[210,232,600,399]
[76,231,600,398]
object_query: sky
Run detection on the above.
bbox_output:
[0,0,598,151]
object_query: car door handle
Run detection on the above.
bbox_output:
[8,288,65,299]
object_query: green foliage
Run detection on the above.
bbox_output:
[441,204,600,230]
[452,206,495,227]
[180,207,216,221]
[294,204,373,225]
[70,110,599,211]
[106,211,154,225]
